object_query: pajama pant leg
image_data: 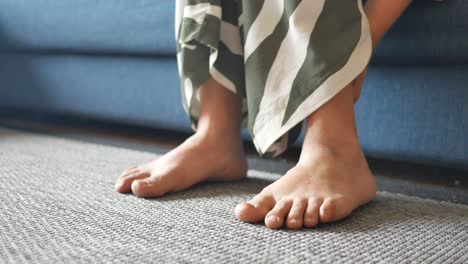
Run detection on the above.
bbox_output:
[175,0,372,158]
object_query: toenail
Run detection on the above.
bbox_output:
[289,218,298,224]
[267,215,280,223]
[115,182,124,189]
[305,217,314,223]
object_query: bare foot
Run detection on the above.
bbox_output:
[115,133,247,197]
[235,145,377,229]
[235,82,377,229]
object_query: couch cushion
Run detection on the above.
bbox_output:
[374,0,468,65]
[0,53,467,169]
[0,52,191,132]
[0,0,466,64]
[0,0,176,55]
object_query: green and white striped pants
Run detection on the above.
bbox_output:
[176,0,372,158]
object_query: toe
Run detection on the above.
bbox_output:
[265,200,293,229]
[235,195,275,223]
[115,171,150,193]
[286,199,307,229]
[304,198,322,228]
[319,197,352,223]
[131,175,174,198]
[319,199,336,223]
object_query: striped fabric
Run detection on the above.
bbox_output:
[176,0,372,157]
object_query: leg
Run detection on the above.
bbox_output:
[235,82,377,229]
[115,78,247,197]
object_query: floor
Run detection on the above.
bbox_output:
[0,110,467,204]
[2,125,467,263]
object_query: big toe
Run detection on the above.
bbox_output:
[131,176,173,198]
[235,195,274,223]
[115,170,150,193]
[235,203,265,223]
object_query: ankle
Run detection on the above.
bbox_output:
[193,126,242,148]
[298,142,365,166]
[196,112,242,139]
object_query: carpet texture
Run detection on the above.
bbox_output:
[1,128,467,264]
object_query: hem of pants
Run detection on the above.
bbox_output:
[252,1,373,157]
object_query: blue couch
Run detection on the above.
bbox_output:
[1,0,467,170]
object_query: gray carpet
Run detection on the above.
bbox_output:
[1,128,467,264]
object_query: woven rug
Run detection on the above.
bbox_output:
[1,128,467,264]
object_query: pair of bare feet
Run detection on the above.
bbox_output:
[115,78,377,230]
